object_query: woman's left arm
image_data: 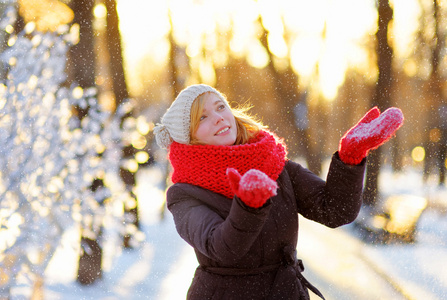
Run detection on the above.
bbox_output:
[287,155,366,228]
[289,106,403,227]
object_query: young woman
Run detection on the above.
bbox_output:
[154,84,403,299]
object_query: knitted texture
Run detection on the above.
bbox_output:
[339,107,404,165]
[169,130,287,199]
[154,84,230,149]
[227,168,278,208]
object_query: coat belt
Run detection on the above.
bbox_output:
[282,245,326,300]
[199,263,281,276]
[199,245,325,299]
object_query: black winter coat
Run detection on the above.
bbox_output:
[167,153,366,299]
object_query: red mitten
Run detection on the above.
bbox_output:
[338,107,404,165]
[226,168,278,208]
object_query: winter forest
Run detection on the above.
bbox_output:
[0,0,447,299]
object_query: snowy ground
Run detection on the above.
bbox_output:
[357,166,447,300]
[42,166,197,300]
[38,162,447,300]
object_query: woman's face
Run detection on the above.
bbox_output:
[192,93,237,146]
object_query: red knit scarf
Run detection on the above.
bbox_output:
[168,130,288,199]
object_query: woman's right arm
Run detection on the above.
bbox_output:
[167,184,272,264]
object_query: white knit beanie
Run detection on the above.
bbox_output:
[154,84,230,149]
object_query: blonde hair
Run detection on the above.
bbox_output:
[189,92,266,145]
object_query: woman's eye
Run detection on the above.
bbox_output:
[218,105,225,110]
[200,115,206,121]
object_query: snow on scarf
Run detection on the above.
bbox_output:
[168,130,287,199]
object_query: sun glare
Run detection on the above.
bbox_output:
[290,36,321,78]
[116,0,418,99]
[117,0,170,94]
[93,3,107,19]
[18,0,74,32]
[389,0,421,78]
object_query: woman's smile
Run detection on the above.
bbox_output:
[215,127,230,135]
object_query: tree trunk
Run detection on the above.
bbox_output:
[69,0,96,119]
[77,236,103,285]
[105,0,128,105]
[69,0,103,285]
[104,0,142,248]
[363,0,393,206]
[423,0,446,186]
[0,3,10,81]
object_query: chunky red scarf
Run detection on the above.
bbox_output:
[168,130,288,199]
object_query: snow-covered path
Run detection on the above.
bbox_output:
[298,217,407,300]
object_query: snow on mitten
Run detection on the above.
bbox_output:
[226,168,278,208]
[338,106,404,165]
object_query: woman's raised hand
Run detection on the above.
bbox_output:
[338,106,404,165]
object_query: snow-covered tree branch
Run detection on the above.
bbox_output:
[0,6,133,298]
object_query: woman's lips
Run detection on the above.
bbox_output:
[215,127,230,135]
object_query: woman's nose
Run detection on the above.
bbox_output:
[212,113,224,124]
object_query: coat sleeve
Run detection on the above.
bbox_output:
[286,152,366,228]
[166,185,272,264]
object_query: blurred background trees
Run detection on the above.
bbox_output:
[114,0,446,197]
[6,0,447,230]
[1,0,447,297]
